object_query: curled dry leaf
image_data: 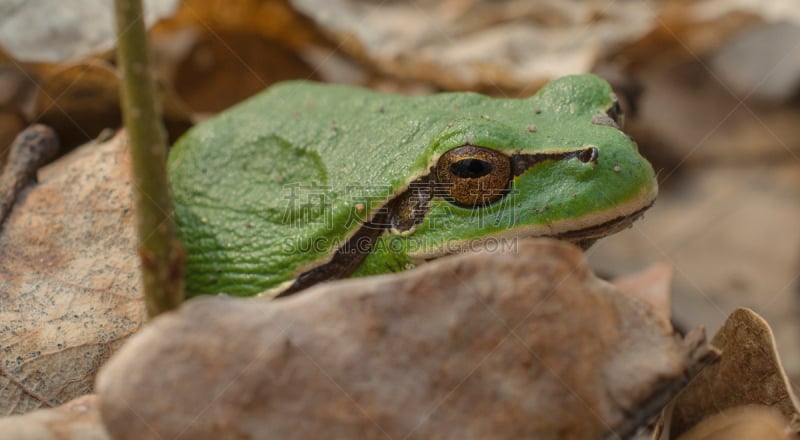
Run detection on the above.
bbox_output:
[0,124,59,227]
[0,131,143,415]
[97,239,714,439]
[289,0,659,92]
[661,308,800,438]
[32,60,194,151]
[156,29,319,113]
[34,60,121,152]
[0,394,108,440]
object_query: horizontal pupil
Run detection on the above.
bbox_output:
[450,158,493,178]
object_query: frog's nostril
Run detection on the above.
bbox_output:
[579,146,598,164]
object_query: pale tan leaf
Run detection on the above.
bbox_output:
[0,395,108,440]
[0,132,143,415]
[97,239,714,439]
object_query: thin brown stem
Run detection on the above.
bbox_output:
[114,0,183,318]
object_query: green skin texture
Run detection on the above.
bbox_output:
[168,74,657,297]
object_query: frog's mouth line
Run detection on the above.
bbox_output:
[409,201,654,263]
[276,192,655,298]
[409,188,657,263]
[554,200,654,248]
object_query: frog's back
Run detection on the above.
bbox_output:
[168,81,493,296]
[168,76,629,297]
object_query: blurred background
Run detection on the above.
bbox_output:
[1,0,798,382]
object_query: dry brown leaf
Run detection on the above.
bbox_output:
[0,132,143,416]
[34,60,122,151]
[611,6,760,69]
[676,405,795,440]
[612,261,674,331]
[31,60,194,151]
[0,59,43,165]
[97,239,714,439]
[611,0,800,70]
[0,394,109,440]
[710,22,800,102]
[0,112,26,167]
[631,62,800,165]
[155,29,318,113]
[588,165,800,380]
[160,0,328,49]
[152,0,800,97]
[289,0,659,92]
[662,308,800,438]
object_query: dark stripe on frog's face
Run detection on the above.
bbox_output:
[275,145,601,298]
[403,145,600,228]
[510,146,598,176]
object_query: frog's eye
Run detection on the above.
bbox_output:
[435,145,511,208]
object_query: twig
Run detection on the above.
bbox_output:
[0,124,59,229]
[114,0,184,318]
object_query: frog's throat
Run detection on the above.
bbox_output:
[407,188,656,262]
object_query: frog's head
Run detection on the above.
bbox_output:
[396,74,658,258]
